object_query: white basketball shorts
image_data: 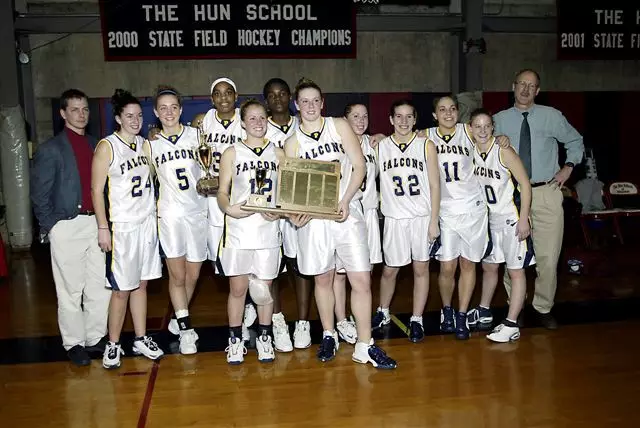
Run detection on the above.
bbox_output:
[280,218,298,259]
[483,223,536,270]
[364,208,382,265]
[158,211,208,262]
[383,215,434,267]
[437,209,490,263]
[207,224,223,262]
[219,247,282,280]
[297,202,371,276]
[107,215,162,291]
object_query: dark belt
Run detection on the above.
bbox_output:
[531,181,550,188]
[78,210,95,216]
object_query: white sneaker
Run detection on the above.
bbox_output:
[256,334,276,363]
[244,303,257,327]
[169,318,200,341]
[336,317,357,345]
[103,342,124,369]
[241,323,250,342]
[168,318,179,336]
[272,313,293,352]
[133,336,164,361]
[293,320,312,349]
[226,336,247,365]
[487,323,521,343]
[179,329,198,355]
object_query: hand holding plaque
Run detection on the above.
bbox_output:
[195,125,219,196]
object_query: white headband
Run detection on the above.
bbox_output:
[210,77,237,94]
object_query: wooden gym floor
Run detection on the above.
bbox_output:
[1,240,639,427]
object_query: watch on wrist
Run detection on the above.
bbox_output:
[565,162,575,168]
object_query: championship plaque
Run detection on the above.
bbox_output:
[195,125,219,196]
[242,158,341,220]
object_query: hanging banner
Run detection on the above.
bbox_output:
[99,0,356,61]
[557,0,640,60]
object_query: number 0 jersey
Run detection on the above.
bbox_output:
[150,125,206,217]
[223,140,281,250]
[473,138,521,228]
[102,133,154,223]
[428,123,484,216]
[202,108,245,227]
[377,133,431,219]
[293,117,361,202]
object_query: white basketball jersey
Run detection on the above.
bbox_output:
[222,140,281,250]
[103,133,154,223]
[202,108,245,226]
[377,133,431,219]
[150,125,206,217]
[360,135,379,210]
[473,138,520,228]
[429,123,484,216]
[266,116,298,149]
[294,117,361,201]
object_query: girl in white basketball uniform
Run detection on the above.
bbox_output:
[373,100,441,344]
[332,103,381,346]
[263,77,314,352]
[217,100,283,364]
[285,78,396,369]
[429,95,490,340]
[150,86,206,354]
[200,78,258,340]
[91,89,164,369]
[467,108,534,343]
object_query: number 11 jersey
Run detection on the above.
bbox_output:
[428,123,484,216]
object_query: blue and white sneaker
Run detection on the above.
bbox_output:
[372,308,391,330]
[317,332,338,362]
[352,342,397,369]
[455,311,470,340]
[467,306,493,330]
[440,306,456,333]
[408,320,424,343]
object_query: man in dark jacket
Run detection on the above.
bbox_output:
[30,89,110,366]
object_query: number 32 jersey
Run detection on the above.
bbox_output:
[150,125,206,217]
[377,133,431,219]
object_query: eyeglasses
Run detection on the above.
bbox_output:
[515,81,538,90]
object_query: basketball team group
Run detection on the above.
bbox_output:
[30,68,585,371]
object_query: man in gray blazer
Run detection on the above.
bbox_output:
[31,89,110,365]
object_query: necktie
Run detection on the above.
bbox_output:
[520,112,532,179]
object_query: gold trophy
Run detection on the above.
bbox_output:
[247,168,270,208]
[195,125,219,196]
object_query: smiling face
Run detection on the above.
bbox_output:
[470,113,494,145]
[346,104,369,137]
[242,104,268,139]
[265,82,291,116]
[116,103,143,136]
[60,97,89,133]
[154,94,182,129]
[211,81,237,115]
[390,104,416,137]
[513,70,540,109]
[433,96,458,130]
[295,87,323,123]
